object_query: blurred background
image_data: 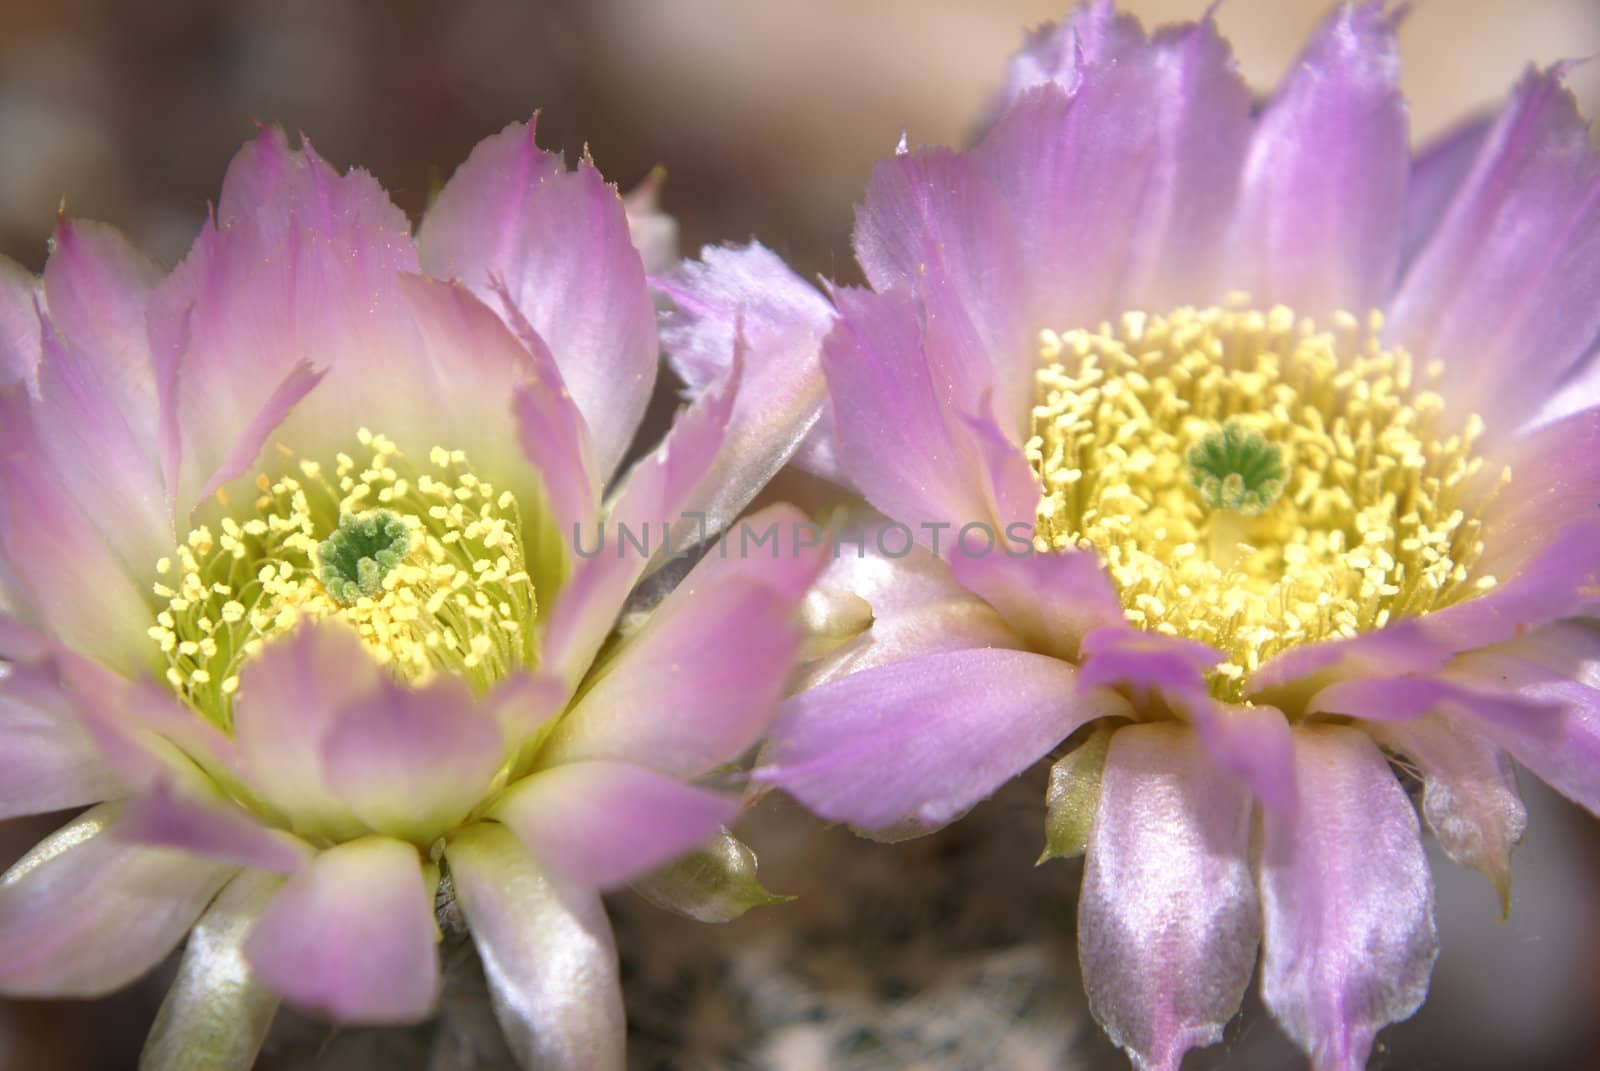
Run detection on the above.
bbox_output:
[2,1,1599,1068]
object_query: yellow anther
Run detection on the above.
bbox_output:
[1028,303,1502,701]
[150,431,540,728]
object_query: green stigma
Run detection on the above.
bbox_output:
[318,511,410,605]
[1186,422,1286,516]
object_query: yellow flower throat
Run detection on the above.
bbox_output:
[1026,301,1506,698]
[149,429,537,727]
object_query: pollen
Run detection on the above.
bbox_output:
[1026,302,1507,700]
[152,431,537,727]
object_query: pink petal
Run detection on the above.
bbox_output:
[493,760,737,891]
[1079,723,1258,1071]
[0,659,119,818]
[821,286,1026,542]
[231,622,385,843]
[1389,67,1600,430]
[538,356,739,689]
[948,546,1124,662]
[0,387,156,674]
[0,255,39,388]
[113,781,312,873]
[321,674,506,841]
[445,822,624,1071]
[41,219,162,454]
[0,803,235,997]
[244,836,439,1023]
[149,127,420,513]
[656,241,841,521]
[418,120,657,478]
[757,647,1127,833]
[33,317,171,578]
[854,148,1030,424]
[1368,714,1526,911]
[1258,727,1437,1071]
[1228,1,1408,320]
[1442,620,1600,816]
[1403,117,1491,269]
[543,502,823,776]
[994,0,1145,106]
[396,272,599,577]
[796,512,1022,690]
[980,10,1251,324]
[1078,628,1295,807]
[1475,408,1600,580]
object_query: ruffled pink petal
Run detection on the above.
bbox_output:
[822,286,1028,542]
[445,822,624,1071]
[1403,117,1492,269]
[538,357,739,689]
[1227,1,1408,320]
[418,120,657,478]
[1389,67,1600,429]
[853,147,1030,424]
[33,315,171,578]
[979,10,1251,326]
[34,222,169,562]
[0,255,39,388]
[949,546,1124,662]
[113,781,313,873]
[0,803,235,997]
[389,274,598,558]
[1258,727,1437,1071]
[321,674,506,841]
[231,622,385,842]
[1442,621,1600,816]
[493,761,737,891]
[150,127,421,514]
[994,0,1145,107]
[756,647,1127,833]
[796,513,1022,690]
[1367,714,1526,910]
[0,388,156,674]
[41,220,162,453]
[434,273,608,584]
[244,836,439,1023]
[657,241,841,518]
[1079,723,1259,1071]
[543,503,824,777]
[0,657,119,818]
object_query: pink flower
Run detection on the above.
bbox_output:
[661,3,1600,1069]
[0,121,819,1069]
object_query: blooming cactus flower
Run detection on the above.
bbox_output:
[661,3,1600,1069]
[0,121,820,1070]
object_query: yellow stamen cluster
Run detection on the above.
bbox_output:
[149,429,536,726]
[1026,302,1507,698]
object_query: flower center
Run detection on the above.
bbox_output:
[148,428,537,727]
[319,511,410,605]
[1026,302,1507,698]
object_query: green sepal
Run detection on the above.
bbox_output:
[140,869,284,1071]
[1038,725,1116,865]
[631,828,792,923]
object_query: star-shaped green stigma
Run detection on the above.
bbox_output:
[1186,423,1285,516]
[319,511,410,605]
